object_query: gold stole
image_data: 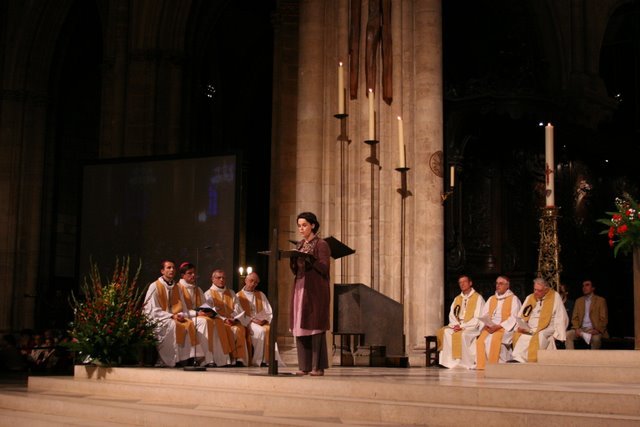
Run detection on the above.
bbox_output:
[436,292,480,359]
[180,284,218,353]
[211,288,246,359]
[238,290,270,362]
[155,281,196,346]
[238,290,264,315]
[476,295,513,369]
[211,289,235,317]
[513,289,556,362]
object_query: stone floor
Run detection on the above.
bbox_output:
[1,347,640,425]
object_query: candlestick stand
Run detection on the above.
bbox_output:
[365,139,380,290]
[395,167,411,305]
[536,206,562,291]
[395,167,410,358]
[335,113,350,283]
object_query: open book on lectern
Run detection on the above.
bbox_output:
[286,236,355,260]
[279,250,316,262]
[259,236,355,261]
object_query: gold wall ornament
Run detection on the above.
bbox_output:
[537,207,562,291]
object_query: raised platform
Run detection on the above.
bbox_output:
[0,355,639,426]
[486,349,640,383]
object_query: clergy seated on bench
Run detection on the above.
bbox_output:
[143,260,197,367]
[237,271,284,367]
[565,280,608,350]
[437,275,485,369]
[204,269,249,367]
[511,278,568,363]
[475,275,522,370]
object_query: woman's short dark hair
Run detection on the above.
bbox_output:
[297,211,320,232]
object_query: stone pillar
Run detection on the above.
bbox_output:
[296,0,326,211]
[271,0,301,340]
[272,0,444,364]
[0,92,46,332]
[99,0,130,158]
[99,1,186,158]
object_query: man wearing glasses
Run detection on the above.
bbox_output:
[476,276,522,369]
[204,270,249,367]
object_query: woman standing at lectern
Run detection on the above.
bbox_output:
[290,211,331,376]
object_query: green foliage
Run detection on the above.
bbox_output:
[66,257,157,366]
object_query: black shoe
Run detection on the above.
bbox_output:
[506,359,520,363]
[176,357,195,367]
[234,361,245,367]
[204,362,216,368]
[260,362,268,367]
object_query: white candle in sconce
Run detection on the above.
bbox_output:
[545,123,555,207]
[338,62,345,114]
[368,88,375,140]
[450,165,455,188]
[397,116,406,168]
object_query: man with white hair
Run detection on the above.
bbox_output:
[511,277,568,363]
[237,271,284,367]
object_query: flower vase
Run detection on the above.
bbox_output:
[634,247,640,350]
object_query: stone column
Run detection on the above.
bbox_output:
[0,92,46,332]
[272,0,445,364]
[399,0,445,358]
[296,0,326,211]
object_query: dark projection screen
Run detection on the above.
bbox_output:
[79,155,237,289]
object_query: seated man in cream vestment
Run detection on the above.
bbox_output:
[511,278,568,363]
[237,272,284,367]
[437,275,485,369]
[177,262,235,367]
[565,279,608,349]
[143,260,196,367]
[476,275,522,369]
[204,269,249,367]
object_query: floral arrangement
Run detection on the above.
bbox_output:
[66,258,157,366]
[598,193,640,257]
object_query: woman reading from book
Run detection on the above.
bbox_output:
[290,211,331,376]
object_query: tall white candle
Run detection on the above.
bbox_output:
[368,89,375,140]
[338,62,345,114]
[545,123,555,206]
[397,116,405,168]
[450,165,455,188]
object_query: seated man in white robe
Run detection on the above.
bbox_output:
[204,269,249,367]
[476,275,522,369]
[177,262,234,367]
[511,277,568,363]
[143,260,196,367]
[237,271,284,367]
[437,275,485,369]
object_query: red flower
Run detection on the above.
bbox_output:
[608,227,615,239]
[618,224,628,234]
[609,239,615,247]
